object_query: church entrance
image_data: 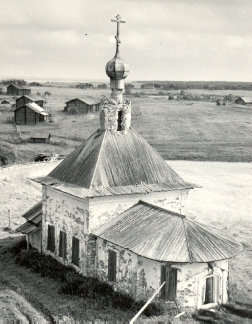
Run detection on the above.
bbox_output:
[160,265,177,301]
[204,275,218,304]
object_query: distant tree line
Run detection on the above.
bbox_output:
[1,79,27,86]
[139,81,252,91]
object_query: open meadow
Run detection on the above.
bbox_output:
[0,86,252,164]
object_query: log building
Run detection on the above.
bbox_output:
[65,97,101,114]
[16,95,44,110]
[15,102,48,125]
[7,84,31,96]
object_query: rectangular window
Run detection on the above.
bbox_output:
[161,265,177,301]
[108,250,117,282]
[72,236,80,266]
[59,231,67,259]
[47,225,55,252]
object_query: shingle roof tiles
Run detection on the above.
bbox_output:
[93,201,243,262]
[36,128,198,196]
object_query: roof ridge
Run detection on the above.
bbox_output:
[185,219,236,259]
[187,218,243,249]
[89,129,107,188]
[182,217,194,263]
[139,200,186,218]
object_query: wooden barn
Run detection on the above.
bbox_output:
[16,95,44,110]
[125,83,134,94]
[98,84,108,89]
[65,97,101,114]
[235,96,252,105]
[29,82,42,87]
[15,102,48,125]
[1,100,10,104]
[7,84,31,96]
[30,131,51,143]
[75,83,93,89]
[140,83,154,89]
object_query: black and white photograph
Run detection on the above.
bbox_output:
[0,0,251,322]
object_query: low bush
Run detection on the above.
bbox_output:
[14,249,164,317]
[10,236,27,254]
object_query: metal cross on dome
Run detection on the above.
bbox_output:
[111,14,125,50]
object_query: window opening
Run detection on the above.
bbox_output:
[72,236,80,266]
[117,110,122,131]
[47,225,55,252]
[59,230,67,259]
[108,250,117,282]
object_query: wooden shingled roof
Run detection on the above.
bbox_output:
[16,201,42,234]
[93,201,243,262]
[34,128,198,197]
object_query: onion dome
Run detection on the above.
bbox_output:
[105,14,129,90]
[106,54,129,90]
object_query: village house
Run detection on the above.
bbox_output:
[14,102,48,125]
[98,83,108,89]
[125,83,134,94]
[65,97,101,113]
[1,99,11,104]
[75,83,93,89]
[29,82,42,87]
[140,83,154,89]
[235,96,252,105]
[16,95,44,110]
[7,83,31,96]
[17,15,242,311]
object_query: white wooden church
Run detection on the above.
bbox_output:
[18,15,242,310]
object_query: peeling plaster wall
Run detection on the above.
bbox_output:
[175,260,228,309]
[42,185,90,273]
[96,238,228,309]
[28,229,42,252]
[89,189,189,230]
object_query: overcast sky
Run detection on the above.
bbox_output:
[1,0,251,82]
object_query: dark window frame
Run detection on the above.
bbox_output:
[59,230,67,259]
[108,250,117,282]
[47,224,55,253]
[117,110,123,131]
[72,236,80,267]
[161,265,177,301]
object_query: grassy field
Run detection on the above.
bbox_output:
[0,161,251,320]
[0,86,251,164]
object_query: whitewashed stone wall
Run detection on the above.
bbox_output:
[89,189,190,230]
[42,186,90,273]
[96,238,229,309]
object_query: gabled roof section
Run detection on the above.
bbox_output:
[36,128,198,195]
[25,102,47,114]
[30,131,50,139]
[8,83,30,90]
[93,201,243,263]
[17,94,44,101]
[16,201,42,234]
[66,96,101,105]
[237,96,252,103]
